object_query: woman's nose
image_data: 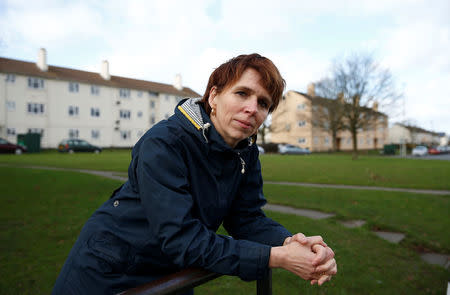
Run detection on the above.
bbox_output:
[244,97,258,114]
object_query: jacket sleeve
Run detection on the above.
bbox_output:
[137,135,271,281]
[223,152,291,247]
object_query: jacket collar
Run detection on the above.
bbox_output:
[175,98,254,153]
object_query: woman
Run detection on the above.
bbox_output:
[52,54,337,294]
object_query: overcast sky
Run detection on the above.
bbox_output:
[1,0,449,134]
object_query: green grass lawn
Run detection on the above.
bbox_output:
[0,166,448,294]
[1,152,449,190]
[260,154,450,190]
[264,185,450,253]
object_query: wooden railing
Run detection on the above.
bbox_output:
[118,268,272,295]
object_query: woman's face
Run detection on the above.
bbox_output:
[208,68,272,148]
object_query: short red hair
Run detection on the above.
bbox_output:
[201,53,285,114]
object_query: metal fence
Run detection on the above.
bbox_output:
[118,268,272,295]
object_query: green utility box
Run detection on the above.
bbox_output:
[383,144,398,155]
[17,133,41,153]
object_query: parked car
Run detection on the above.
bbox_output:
[411,145,428,156]
[58,139,102,153]
[0,138,27,154]
[257,145,265,154]
[428,146,440,155]
[278,144,311,155]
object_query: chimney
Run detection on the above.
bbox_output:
[372,101,379,112]
[101,60,110,80]
[37,48,48,71]
[174,73,183,91]
[307,83,315,97]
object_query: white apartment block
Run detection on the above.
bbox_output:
[0,49,200,148]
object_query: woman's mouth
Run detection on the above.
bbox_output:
[236,119,253,129]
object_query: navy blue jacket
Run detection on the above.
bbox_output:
[52,98,291,294]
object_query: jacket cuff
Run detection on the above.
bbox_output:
[238,240,271,281]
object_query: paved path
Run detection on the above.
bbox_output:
[3,164,449,195]
[264,181,450,195]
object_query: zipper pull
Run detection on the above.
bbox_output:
[238,153,245,174]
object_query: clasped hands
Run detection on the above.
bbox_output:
[269,233,337,286]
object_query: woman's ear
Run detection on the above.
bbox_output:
[208,86,217,110]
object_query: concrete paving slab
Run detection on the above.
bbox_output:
[339,220,366,228]
[420,253,450,269]
[263,204,335,219]
[373,231,405,243]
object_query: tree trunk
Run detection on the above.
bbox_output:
[352,128,358,160]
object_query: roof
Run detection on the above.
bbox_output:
[292,90,388,117]
[395,123,441,136]
[0,57,200,98]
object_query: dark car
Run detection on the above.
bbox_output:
[58,139,102,153]
[0,138,27,154]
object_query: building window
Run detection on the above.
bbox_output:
[137,111,143,118]
[28,77,44,89]
[27,103,45,114]
[137,91,143,97]
[298,138,306,144]
[314,137,318,144]
[69,129,79,139]
[285,124,291,131]
[119,89,131,98]
[91,85,100,95]
[120,110,131,119]
[91,130,100,139]
[359,138,364,144]
[5,74,15,82]
[28,128,44,137]
[165,95,169,101]
[324,137,330,145]
[298,120,306,127]
[120,130,131,140]
[6,101,16,111]
[150,114,156,124]
[150,101,155,109]
[347,137,352,144]
[68,106,79,116]
[297,103,305,110]
[7,128,16,136]
[137,130,144,138]
[91,107,100,117]
[366,138,372,144]
[69,82,79,92]
[149,91,158,97]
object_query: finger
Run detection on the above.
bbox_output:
[315,258,337,275]
[290,233,307,244]
[311,245,327,266]
[283,236,292,245]
[306,235,327,247]
[310,279,318,285]
[325,246,335,260]
[318,275,331,286]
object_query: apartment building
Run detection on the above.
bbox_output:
[388,123,441,146]
[270,87,388,152]
[0,49,200,148]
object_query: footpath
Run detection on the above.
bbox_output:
[4,164,450,270]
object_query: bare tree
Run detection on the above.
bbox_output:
[313,78,346,151]
[329,52,401,159]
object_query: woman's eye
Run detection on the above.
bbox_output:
[259,100,269,109]
[236,91,247,96]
